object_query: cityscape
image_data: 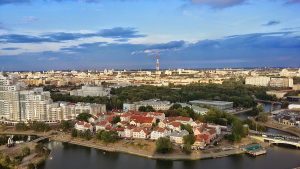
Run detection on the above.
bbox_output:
[0,0,300,169]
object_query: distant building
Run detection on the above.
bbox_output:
[123,99,173,112]
[70,85,110,97]
[269,78,293,88]
[189,100,233,110]
[245,76,270,87]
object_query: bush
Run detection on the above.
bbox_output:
[22,146,31,156]
[156,137,173,154]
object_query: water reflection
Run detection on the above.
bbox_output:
[39,141,300,169]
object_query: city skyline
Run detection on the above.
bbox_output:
[0,0,300,70]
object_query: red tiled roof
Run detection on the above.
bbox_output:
[169,121,181,128]
[153,127,167,133]
[131,115,154,124]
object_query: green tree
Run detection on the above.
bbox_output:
[257,112,268,122]
[111,116,121,124]
[60,120,74,132]
[22,146,31,156]
[96,130,119,143]
[180,124,193,134]
[76,113,92,122]
[156,137,173,154]
[281,101,289,109]
[169,104,182,110]
[182,143,192,154]
[71,129,78,137]
[83,130,92,140]
[15,122,28,131]
[183,134,195,145]
[230,119,246,142]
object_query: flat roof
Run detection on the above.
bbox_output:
[189,100,233,105]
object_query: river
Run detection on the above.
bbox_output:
[39,103,300,169]
[38,141,300,169]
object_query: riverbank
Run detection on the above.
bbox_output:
[0,141,49,169]
[51,135,246,161]
[0,130,256,161]
[256,119,300,137]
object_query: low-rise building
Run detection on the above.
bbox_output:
[150,128,171,140]
[169,130,189,144]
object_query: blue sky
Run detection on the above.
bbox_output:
[0,0,299,70]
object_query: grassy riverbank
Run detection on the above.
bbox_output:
[50,134,250,161]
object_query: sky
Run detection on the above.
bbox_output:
[0,0,300,71]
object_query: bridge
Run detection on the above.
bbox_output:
[249,130,300,148]
[249,130,300,141]
[31,136,49,143]
[250,135,300,148]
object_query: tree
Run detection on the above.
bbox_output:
[169,104,182,110]
[180,124,193,134]
[156,137,173,154]
[182,143,192,154]
[230,119,247,142]
[76,113,92,122]
[82,130,92,140]
[30,121,50,132]
[15,122,28,131]
[281,101,289,109]
[183,134,195,145]
[96,130,119,143]
[22,146,31,156]
[60,120,74,132]
[111,116,121,124]
[71,129,78,137]
[257,112,268,122]
[138,105,155,112]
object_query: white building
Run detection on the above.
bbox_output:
[150,128,171,140]
[70,85,110,97]
[245,76,270,87]
[288,104,300,110]
[123,99,173,111]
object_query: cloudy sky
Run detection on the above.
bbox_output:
[0,0,299,70]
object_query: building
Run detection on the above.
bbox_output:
[132,127,150,139]
[245,76,270,87]
[288,104,300,110]
[189,100,233,110]
[169,130,189,144]
[150,128,171,140]
[123,99,173,111]
[269,78,293,88]
[0,73,23,121]
[19,88,53,122]
[70,85,110,97]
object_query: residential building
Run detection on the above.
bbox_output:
[150,128,171,140]
[169,130,189,144]
[189,100,233,110]
[70,85,110,97]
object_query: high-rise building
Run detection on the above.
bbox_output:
[19,88,53,121]
[0,73,22,121]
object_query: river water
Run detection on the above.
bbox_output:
[39,103,300,169]
[39,141,300,169]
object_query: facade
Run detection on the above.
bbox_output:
[19,88,53,122]
[150,128,171,140]
[169,130,189,144]
[269,78,293,88]
[0,73,23,121]
[245,76,270,87]
[123,99,173,111]
[70,85,110,97]
[189,100,233,110]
